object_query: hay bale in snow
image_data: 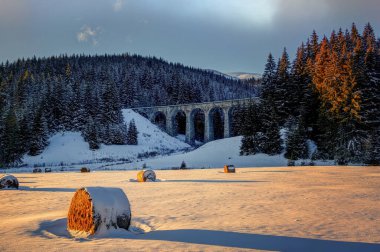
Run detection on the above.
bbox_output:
[80,167,90,173]
[67,187,131,238]
[137,169,156,182]
[0,174,19,189]
[224,165,236,173]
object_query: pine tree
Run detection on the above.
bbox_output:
[261,53,277,101]
[290,44,313,118]
[83,117,100,150]
[240,101,282,156]
[28,108,49,156]
[360,23,380,131]
[273,48,291,124]
[18,115,31,154]
[260,105,283,155]
[365,128,380,165]
[307,30,319,61]
[127,119,138,145]
[1,108,22,165]
[285,119,309,160]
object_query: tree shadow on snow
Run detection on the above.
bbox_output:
[20,186,76,192]
[132,229,380,252]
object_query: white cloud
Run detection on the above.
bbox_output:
[145,0,278,27]
[113,0,124,12]
[77,25,100,45]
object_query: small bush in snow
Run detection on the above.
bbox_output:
[180,161,187,169]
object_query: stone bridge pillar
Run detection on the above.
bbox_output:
[185,111,194,144]
[223,108,231,138]
[165,111,174,136]
[204,109,213,142]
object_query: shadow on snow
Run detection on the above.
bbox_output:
[32,218,380,251]
[20,186,76,192]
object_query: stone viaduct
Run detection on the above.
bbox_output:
[133,98,258,144]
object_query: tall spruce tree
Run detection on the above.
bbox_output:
[127,119,138,145]
[261,53,277,101]
[285,119,309,160]
[273,48,291,124]
[1,108,22,166]
[28,108,49,156]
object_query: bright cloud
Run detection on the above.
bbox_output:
[113,0,124,12]
[77,25,100,45]
[145,0,279,27]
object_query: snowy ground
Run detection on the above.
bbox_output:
[0,166,380,251]
[110,136,290,170]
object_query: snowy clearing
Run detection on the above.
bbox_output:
[0,166,379,251]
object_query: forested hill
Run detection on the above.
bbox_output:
[240,23,380,165]
[0,54,257,166]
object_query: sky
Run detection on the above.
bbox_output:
[0,0,379,73]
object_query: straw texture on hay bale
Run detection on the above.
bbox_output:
[224,165,236,173]
[137,169,156,182]
[67,187,131,238]
[0,174,19,189]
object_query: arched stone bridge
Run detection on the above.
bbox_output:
[133,98,258,144]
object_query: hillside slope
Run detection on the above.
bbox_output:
[21,109,190,167]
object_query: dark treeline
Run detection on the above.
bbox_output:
[0,53,256,166]
[239,23,380,165]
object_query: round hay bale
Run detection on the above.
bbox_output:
[67,187,131,238]
[0,174,19,189]
[224,165,236,173]
[137,169,156,182]
[80,167,90,173]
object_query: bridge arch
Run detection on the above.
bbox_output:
[207,107,225,141]
[171,109,187,137]
[151,111,166,131]
[189,108,205,143]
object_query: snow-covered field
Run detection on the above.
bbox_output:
[1,166,380,251]
[110,136,289,170]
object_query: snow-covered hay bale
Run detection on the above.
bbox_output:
[224,165,236,173]
[0,174,19,189]
[80,167,90,173]
[137,169,156,182]
[67,187,131,238]
[33,168,42,173]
